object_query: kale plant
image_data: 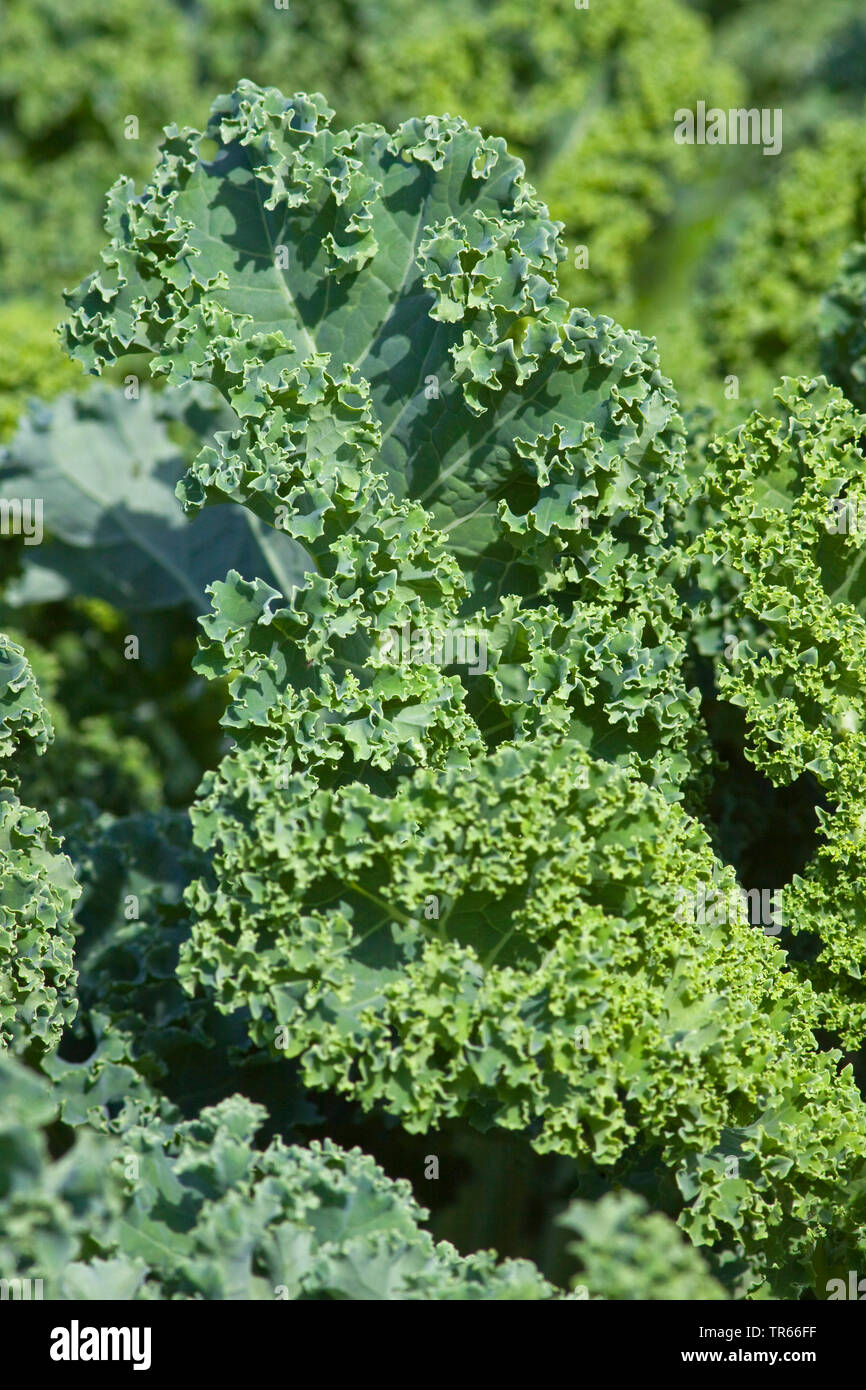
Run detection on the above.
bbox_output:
[3,62,866,1304]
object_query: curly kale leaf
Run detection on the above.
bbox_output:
[699,377,866,1044]
[0,635,78,1057]
[0,1052,555,1300]
[65,79,700,790]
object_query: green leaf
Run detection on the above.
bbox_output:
[1,385,311,612]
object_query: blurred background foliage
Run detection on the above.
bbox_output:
[1,0,865,1284]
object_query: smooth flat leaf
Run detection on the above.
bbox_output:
[0,385,311,612]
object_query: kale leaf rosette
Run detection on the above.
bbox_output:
[66,85,866,1295]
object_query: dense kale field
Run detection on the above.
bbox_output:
[3,0,866,1305]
